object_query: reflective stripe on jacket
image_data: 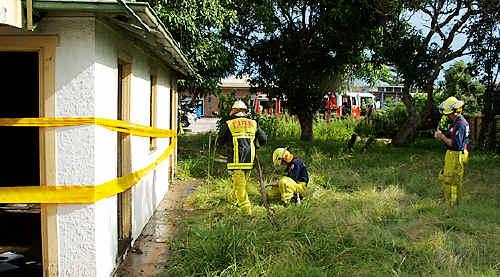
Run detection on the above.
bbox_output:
[226,118,257,170]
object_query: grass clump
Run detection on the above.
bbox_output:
[168,117,500,276]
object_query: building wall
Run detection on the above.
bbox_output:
[37,16,100,277]
[94,19,174,276]
[31,15,175,277]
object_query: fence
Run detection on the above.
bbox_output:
[469,115,500,144]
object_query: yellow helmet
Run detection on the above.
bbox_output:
[272,148,293,166]
[439,96,464,115]
[229,100,248,117]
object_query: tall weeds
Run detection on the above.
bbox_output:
[169,118,500,276]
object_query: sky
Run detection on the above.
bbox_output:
[409,9,472,78]
[355,9,474,87]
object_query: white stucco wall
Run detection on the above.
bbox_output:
[37,16,100,277]
[31,15,175,277]
[94,18,173,243]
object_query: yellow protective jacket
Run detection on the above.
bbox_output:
[219,116,267,170]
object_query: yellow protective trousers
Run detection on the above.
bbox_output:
[438,150,468,206]
[268,176,307,204]
[228,170,252,214]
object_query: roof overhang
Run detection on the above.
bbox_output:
[33,0,196,77]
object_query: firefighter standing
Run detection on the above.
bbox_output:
[325,94,337,125]
[434,96,469,206]
[219,100,267,215]
[269,148,309,204]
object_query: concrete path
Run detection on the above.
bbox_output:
[185,117,219,133]
[115,180,199,276]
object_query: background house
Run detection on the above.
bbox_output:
[0,0,194,276]
[351,80,404,108]
[198,76,282,117]
[200,77,253,117]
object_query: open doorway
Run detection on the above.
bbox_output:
[117,60,132,261]
[0,52,43,276]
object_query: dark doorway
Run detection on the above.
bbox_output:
[0,51,43,276]
[0,52,40,186]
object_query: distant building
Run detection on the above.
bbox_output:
[203,77,253,117]
[372,82,404,106]
[351,80,404,108]
[196,77,282,117]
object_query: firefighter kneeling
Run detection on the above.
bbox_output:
[269,148,309,204]
[434,96,469,206]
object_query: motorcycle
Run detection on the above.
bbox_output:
[179,100,197,128]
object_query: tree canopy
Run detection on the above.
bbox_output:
[469,0,500,150]
[147,0,237,96]
[438,61,484,116]
[378,0,482,146]
[226,0,401,140]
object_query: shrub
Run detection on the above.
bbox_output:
[314,117,357,142]
[257,114,301,139]
[370,99,407,138]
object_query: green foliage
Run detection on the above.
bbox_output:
[147,0,237,95]
[257,114,357,143]
[215,91,255,132]
[256,114,301,140]
[168,133,500,276]
[215,91,237,131]
[359,95,436,138]
[377,1,482,145]
[469,0,500,90]
[354,63,396,87]
[177,133,227,179]
[228,0,402,140]
[437,61,485,117]
[314,118,357,142]
[369,99,408,138]
[469,0,500,150]
[256,112,412,141]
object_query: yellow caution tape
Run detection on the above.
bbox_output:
[0,117,176,138]
[0,117,177,204]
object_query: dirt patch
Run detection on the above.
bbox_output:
[115,179,200,276]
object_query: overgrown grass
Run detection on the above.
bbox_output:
[257,114,359,142]
[166,118,500,276]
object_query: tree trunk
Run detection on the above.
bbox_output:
[297,113,313,141]
[478,86,495,151]
[391,84,419,146]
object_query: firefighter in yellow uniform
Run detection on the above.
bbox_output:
[434,97,469,206]
[219,100,267,214]
[269,148,309,204]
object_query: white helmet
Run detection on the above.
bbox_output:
[230,100,248,117]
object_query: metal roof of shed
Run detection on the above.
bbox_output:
[34,0,196,77]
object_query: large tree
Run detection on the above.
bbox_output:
[379,0,480,146]
[227,0,400,140]
[147,0,237,96]
[469,1,500,151]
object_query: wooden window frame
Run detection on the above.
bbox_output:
[149,74,158,151]
[117,58,133,262]
[0,35,58,276]
[170,77,178,178]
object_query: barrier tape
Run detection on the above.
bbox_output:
[0,117,177,204]
[0,117,177,138]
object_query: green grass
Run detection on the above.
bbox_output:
[165,120,500,276]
